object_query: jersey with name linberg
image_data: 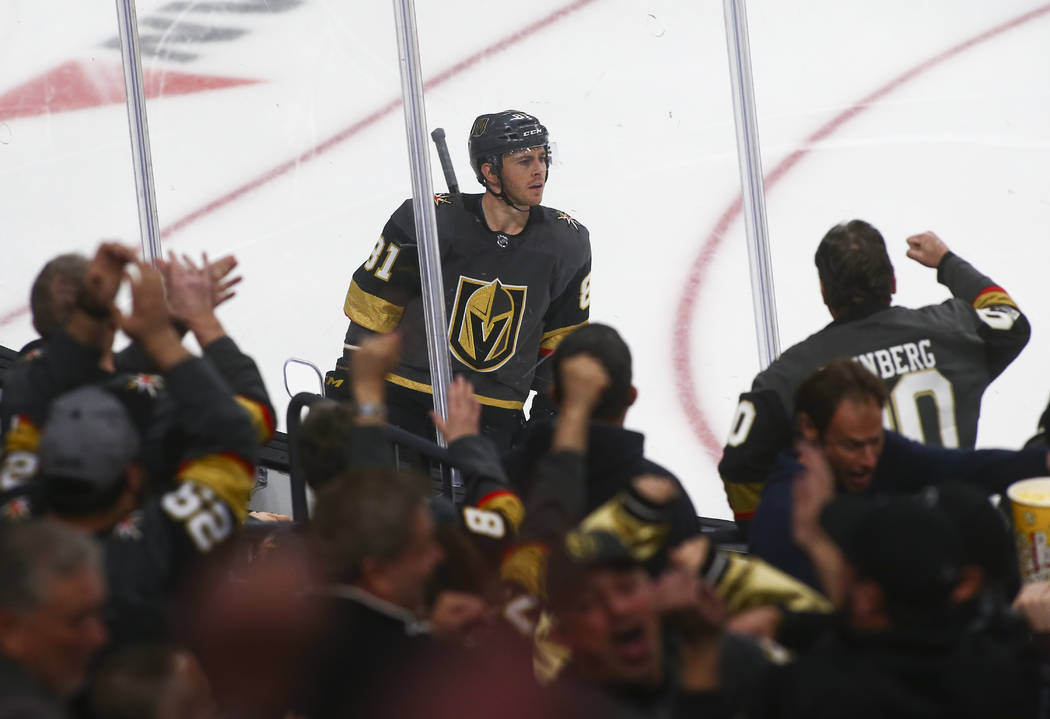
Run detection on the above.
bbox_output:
[343,193,591,408]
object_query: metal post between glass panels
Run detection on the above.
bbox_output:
[392,0,459,489]
[115,0,162,265]
[723,0,780,368]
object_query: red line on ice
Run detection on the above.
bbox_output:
[0,0,598,329]
[159,0,599,239]
[672,3,1050,460]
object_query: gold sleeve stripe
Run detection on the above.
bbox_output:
[386,374,524,410]
[539,321,588,352]
[724,481,764,520]
[343,280,405,332]
[234,396,276,443]
[4,416,40,453]
[715,552,833,614]
[579,492,669,563]
[533,612,572,686]
[478,490,525,533]
[176,453,254,523]
[500,542,549,598]
[973,287,1017,310]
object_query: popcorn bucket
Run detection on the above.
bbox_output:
[1006,478,1050,583]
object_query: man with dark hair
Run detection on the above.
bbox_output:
[0,519,107,717]
[545,522,772,718]
[720,222,1030,530]
[813,219,896,311]
[549,323,634,422]
[750,359,1050,589]
[505,323,699,573]
[326,109,591,451]
[302,468,445,718]
[27,253,89,353]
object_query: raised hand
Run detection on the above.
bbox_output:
[431,375,481,443]
[557,353,609,413]
[158,252,228,347]
[350,332,402,410]
[120,262,188,371]
[78,242,137,315]
[791,438,836,548]
[161,252,215,325]
[905,231,950,268]
[207,253,242,307]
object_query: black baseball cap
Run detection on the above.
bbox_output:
[545,529,639,607]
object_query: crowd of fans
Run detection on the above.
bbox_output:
[2,232,1050,719]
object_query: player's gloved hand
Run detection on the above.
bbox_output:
[323,365,352,401]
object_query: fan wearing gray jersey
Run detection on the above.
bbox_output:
[719,220,1030,528]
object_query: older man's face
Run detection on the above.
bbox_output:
[5,565,108,695]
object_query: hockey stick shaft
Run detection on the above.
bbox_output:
[430,127,460,200]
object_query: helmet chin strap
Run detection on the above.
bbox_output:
[488,162,548,214]
[489,185,531,213]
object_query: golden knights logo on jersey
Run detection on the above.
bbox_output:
[448,276,527,372]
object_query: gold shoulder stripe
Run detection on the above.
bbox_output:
[385,374,524,410]
[539,321,588,352]
[500,541,549,598]
[343,280,405,332]
[235,396,276,443]
[176,453,254,523]
[579,491,668,562]
[4,416,40,453]
[716,553,832,614]
[973,289,1017,311]
[724,481,764,519]
[478,490,525,533]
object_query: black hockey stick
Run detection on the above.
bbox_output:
[430,127,460,202]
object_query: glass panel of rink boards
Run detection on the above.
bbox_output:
[2,0,1047,516]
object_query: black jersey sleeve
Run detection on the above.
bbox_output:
[0,329,108,490]
[937,252,1030,380]
[530,252,591,401]
[341,200,421,334]
[718,388,794,522]
[448,434,525,565]
[158,356,258,555]
[201,335,276,444]
[537,256,591,361]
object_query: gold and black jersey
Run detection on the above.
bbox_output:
[342,193,591,409]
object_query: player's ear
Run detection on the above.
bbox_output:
[627,385,638,408]
[798,412,819,442]
[890,273,896,296]
[481,162,501,191]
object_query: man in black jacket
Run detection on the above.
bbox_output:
[754,494,1039,718]
[505,324,699,573]
[2,254,260,648]
[302,468,445,719]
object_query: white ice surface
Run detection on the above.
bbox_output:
[2,0,1049,519]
